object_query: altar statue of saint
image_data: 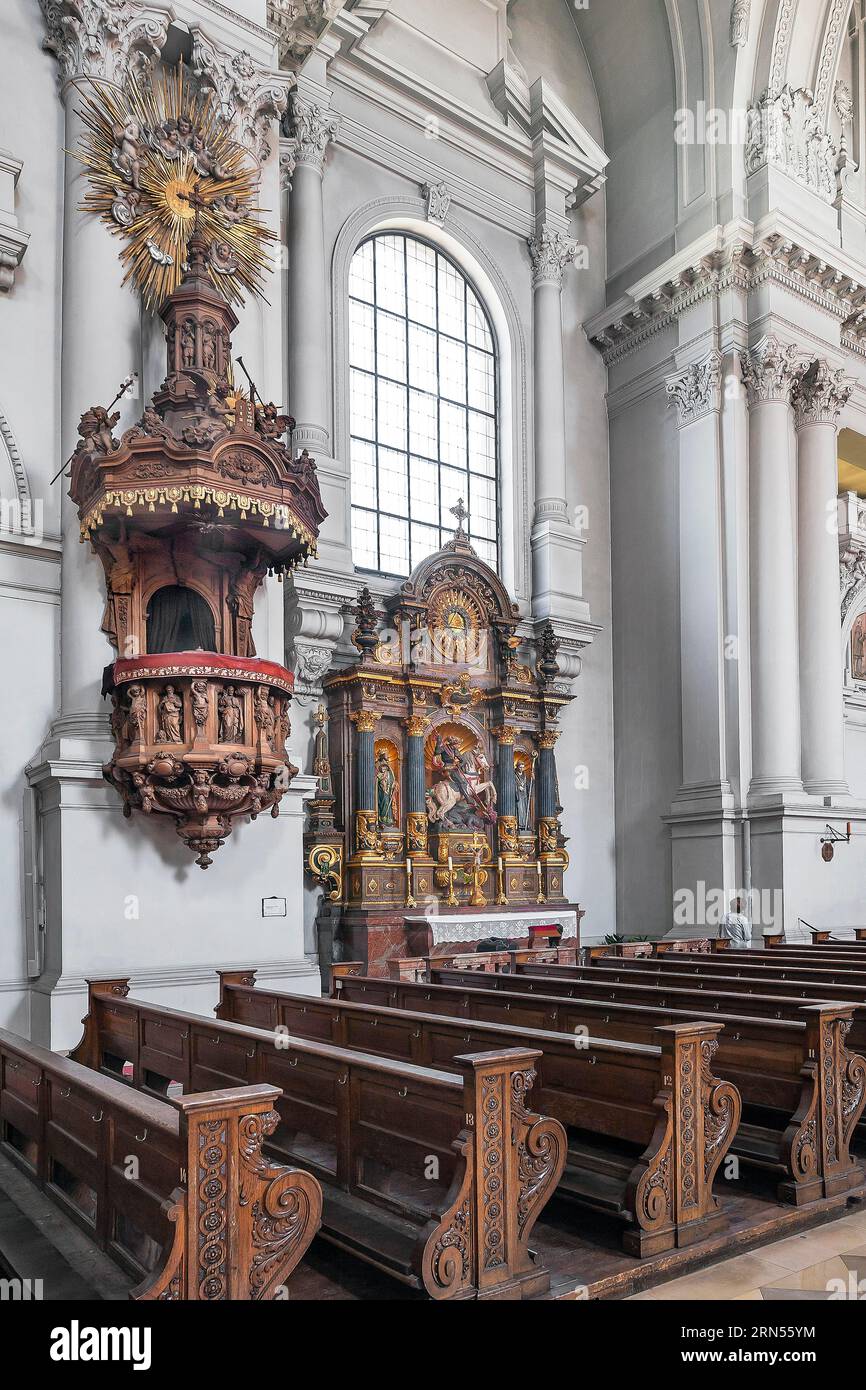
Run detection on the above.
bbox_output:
[515,758,533,832]
[376,750,397,827]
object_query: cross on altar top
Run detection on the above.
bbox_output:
[450,497,468,535]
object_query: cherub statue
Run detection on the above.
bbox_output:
[213,192,246,225]
[255,401,292,440]
[111,120,144,189]
[77,405,121,456]
[176,115,194,149]
[152,119,182,160]
[192,136,230,181]
[110,186,141,228]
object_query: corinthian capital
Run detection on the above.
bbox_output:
[285,97,341,172]
[740,336,806,406]
[665,351,723,426]
[39,0,168,87]
[191,33,292,163]
[792,360,854,428]
[527,223,579,288]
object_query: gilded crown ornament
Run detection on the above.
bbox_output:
[75,61,274,309]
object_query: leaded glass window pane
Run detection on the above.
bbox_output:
[349,233,498,575]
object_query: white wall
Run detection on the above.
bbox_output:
[0,0,64,1031]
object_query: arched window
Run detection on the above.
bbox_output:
[348,232,498,576]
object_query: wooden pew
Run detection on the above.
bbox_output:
[217,970,741,1255]
[427,955,866,1034]
[713,946,866,965]
[766,933,866,947]
[0,1023,321,1300]
[581,954,866,989]
[72,981,565,1300]
[328,967,865,1207]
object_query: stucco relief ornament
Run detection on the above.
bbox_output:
[267,0,346,67]
[294,643,333,690]
[527,223,580,288]
[730,0,750,48]
[834,80,855,126]
[665,352,723,426]
[791,360,854,427]
[73,60,274,309]
[841,550,866,617]
[191,35,291,164]
[740,337,807,405]
[423,181,451,227]
[39,0,168,88]
[745,86,837,202]
[285,98,341,171]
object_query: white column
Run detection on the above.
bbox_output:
[794,361,853,794]
[286,97,339,456]
[665,351,728,795]
[42,13,168,737]
[527,222,588,624]
[742,337,804,797]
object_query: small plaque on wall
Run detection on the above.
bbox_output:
[262,897,287,917]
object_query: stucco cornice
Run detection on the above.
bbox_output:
[585,215,866,368]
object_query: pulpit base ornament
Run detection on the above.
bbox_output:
[104,653,299,868]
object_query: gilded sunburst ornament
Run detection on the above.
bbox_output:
[75,62,275,311]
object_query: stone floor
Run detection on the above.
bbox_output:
[628,1207,866,1301]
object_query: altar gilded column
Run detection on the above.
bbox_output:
[403,714,431,859]
[493,725,519,856]
[793,361,853,794]
[535,729,561,851]
[350,710,380,859]
[741,338,804,797]
[285,95,339,456]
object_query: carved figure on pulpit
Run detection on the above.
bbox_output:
[125,684,147,741]
[254,685,276,744]
[375,749,398,827]
[191,679,209,730]
[227,564,260,657]
[155,685,183,742]
[181,319,195,369]
[218,686,243,742]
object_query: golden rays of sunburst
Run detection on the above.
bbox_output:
[75,62,275,311]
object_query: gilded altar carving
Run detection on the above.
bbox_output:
[305,518,575,930]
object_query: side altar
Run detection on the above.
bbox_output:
[305,514,581,973]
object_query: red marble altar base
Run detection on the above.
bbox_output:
[336,903,582,977]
